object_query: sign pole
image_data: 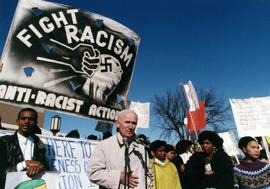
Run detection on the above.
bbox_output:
[262,136,270,160]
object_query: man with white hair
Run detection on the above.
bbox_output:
[88,109,152,189]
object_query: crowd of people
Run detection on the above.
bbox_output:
[0,108,270,189]
[88,109,270,189]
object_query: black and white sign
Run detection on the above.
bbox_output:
[0,0,140,122]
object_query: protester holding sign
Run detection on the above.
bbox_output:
[184,131,234,189]
[0,108,50,189]
[234,136,270,189]
[88,109,152,189]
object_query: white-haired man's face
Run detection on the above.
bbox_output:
[117,111,137,139]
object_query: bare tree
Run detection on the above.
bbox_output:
[152,87,231,141]
[198,88,232,132]
[152,88,188,141]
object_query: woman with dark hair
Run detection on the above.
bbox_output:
[184,130,234,189]
[172,140,193,189]
[234,136,270,189]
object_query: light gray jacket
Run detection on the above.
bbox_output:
[88,133,152,189]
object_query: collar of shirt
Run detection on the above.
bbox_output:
[180,152,192,164]
[154,157,167,166]
[17,132,34,144]
[17,132,27,145]
[116,132,125,148]
[116,133,140,151]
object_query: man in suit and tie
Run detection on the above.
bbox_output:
[0,107,50,189]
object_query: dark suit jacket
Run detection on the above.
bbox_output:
[0,131,50,189]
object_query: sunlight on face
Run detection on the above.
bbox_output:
[154,146,167,160]
[16,110,37,137]
[244,141,260,159]
[200,139,215,154]
[166,151,176,161]
[117,111,137,138]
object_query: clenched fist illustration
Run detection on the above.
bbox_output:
[39,40,101,77]
[81,46,101,77]
[37,40,123,101]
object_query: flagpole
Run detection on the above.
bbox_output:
[262,136,270,160]
[181,81,200,141]
[189,113,199,141]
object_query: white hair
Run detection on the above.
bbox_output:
[117,109,137,121]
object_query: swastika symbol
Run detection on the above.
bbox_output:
[100,57,112,72]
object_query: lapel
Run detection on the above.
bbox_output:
[31,134,45,160]
[13,132,24,162]
[13,132,44,161]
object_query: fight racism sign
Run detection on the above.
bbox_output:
[0,0,140,122]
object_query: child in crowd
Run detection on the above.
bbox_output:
[172,140,193,189]
[166,144,176,161]
[234,136,270,189]
[150,140,181,189]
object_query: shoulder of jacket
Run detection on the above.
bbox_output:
[0,133,15,141]
[32,134,42,142]
[192,152,204,158]
[97,135,117,146]
[214,149,230,158]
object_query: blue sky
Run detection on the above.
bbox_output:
[1,0,270,143]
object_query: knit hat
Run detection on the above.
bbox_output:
[238,136,257,150]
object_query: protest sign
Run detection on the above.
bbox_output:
[40,135,98,189]
[0,0,140,122]
[218,131,239,156]
[230,97,270,137]
[0,131,98,189]
[5,171,60,189]
[129,101,150,128]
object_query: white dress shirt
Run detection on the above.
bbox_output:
[16,132,34,171]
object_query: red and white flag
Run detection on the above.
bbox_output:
[187,101,206,131]
[182,81,206,131]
